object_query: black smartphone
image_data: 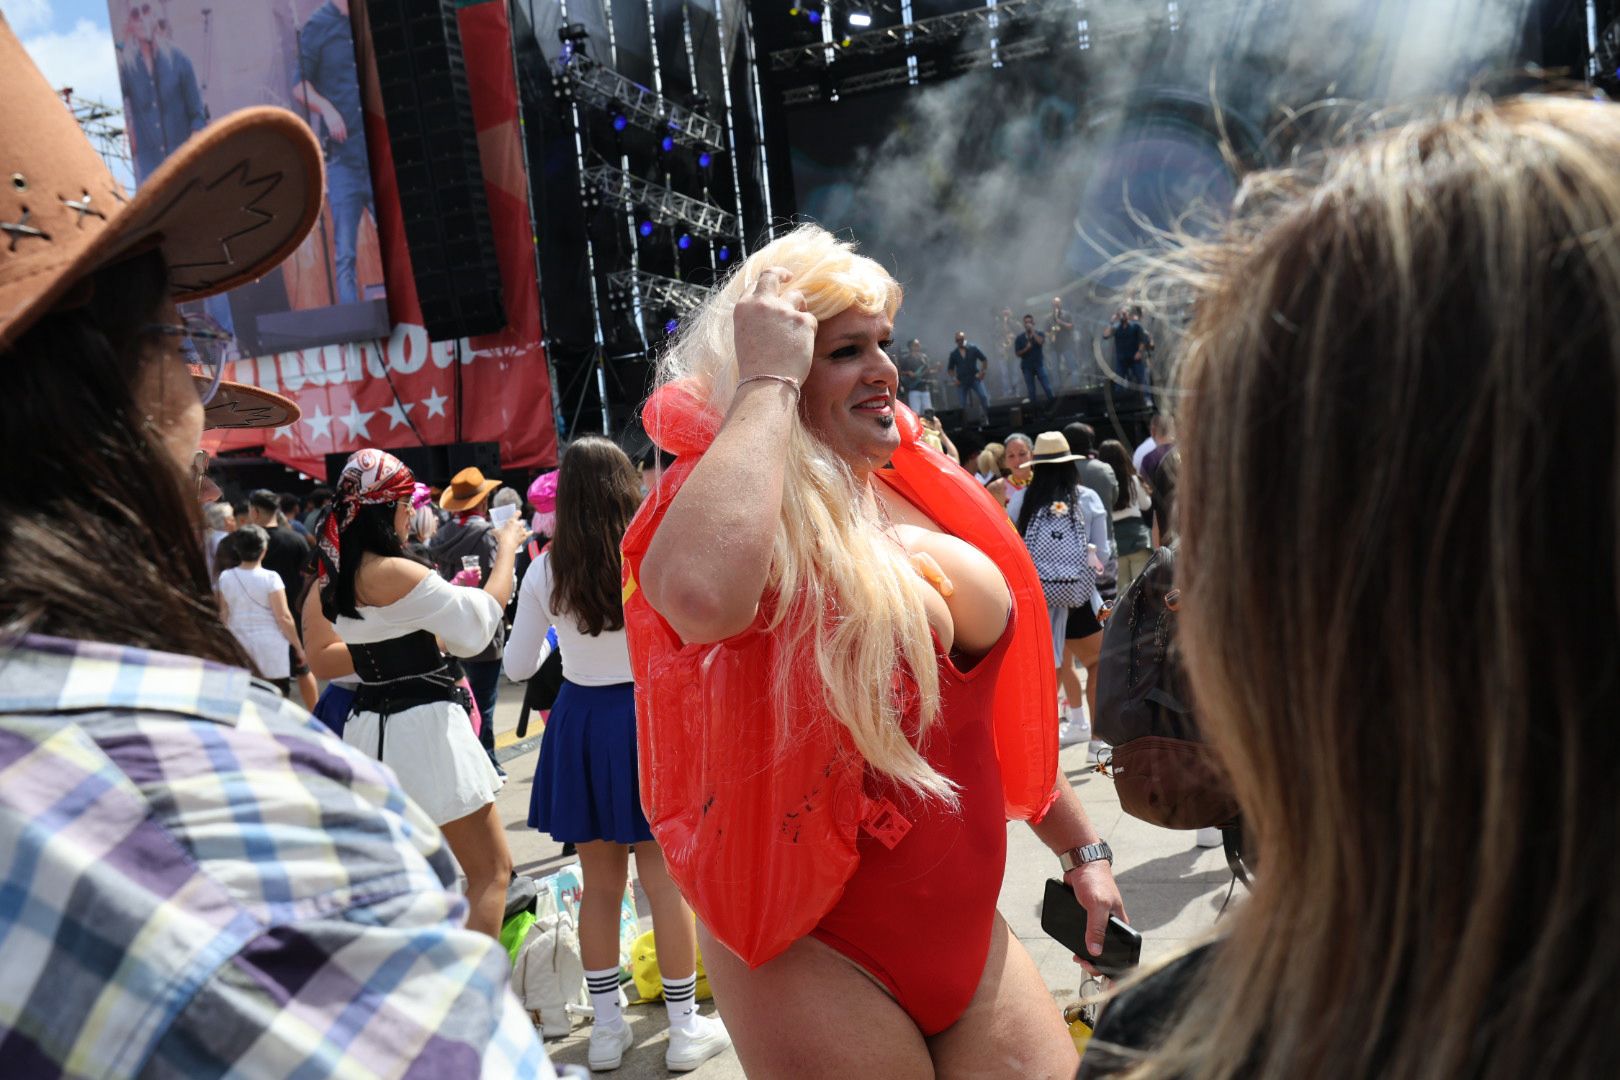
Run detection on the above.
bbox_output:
[1041,878,1142,978]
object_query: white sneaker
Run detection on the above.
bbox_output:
[665,1014,732,1072]
[587,1020,634,1072]
[1087,739,1110,764]
[1058,720,1089,748]
[1195,826,1224,848]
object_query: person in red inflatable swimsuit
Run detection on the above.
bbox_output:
[623,225,1126,1076]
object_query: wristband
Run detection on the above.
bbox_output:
[736,374,801,399]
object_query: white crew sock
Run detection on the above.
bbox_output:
[1066,706,1090,739]
[662,972,700,1034]
[585,966,624,1030]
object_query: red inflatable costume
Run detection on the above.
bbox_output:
[621,379,1058,970]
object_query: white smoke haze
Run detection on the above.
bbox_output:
[798,0,1538,395]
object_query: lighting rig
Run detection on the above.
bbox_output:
[554,50,725,154]
[548,20,742,434]
[607,270,713,318]
[771,0,1232,105]
[582,159,738,239]
[772,0,1063,70]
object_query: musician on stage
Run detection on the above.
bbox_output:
[947,331,991,420]
[1014,314,1057,409]
[898,338,935,414]
[1102,305,1155,406]
[1049,298,1077,384]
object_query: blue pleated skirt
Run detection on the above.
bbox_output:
[528,679,653,844]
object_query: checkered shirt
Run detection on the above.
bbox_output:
[0,634,553,1079]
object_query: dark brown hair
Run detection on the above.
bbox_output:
[548,436,642,635]
[1113,95,1620,1079]
[1096,439,1136,513]
[0,251,247,667]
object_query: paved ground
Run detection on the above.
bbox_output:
[485,678,1236,1078]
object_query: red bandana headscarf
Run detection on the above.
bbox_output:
[318,448,416,582]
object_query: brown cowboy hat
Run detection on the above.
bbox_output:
[200,377,301,430]
[440,466,502,511]
[1,16,321,429]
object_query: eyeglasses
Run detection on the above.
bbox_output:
[143,317,233,405]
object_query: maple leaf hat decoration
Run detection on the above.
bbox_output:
[0,12,323,430]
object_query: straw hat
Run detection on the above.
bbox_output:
[0,15,321,427]
[1029,431,1083,465]
[441,466,502,511]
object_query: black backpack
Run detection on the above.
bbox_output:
[1093,544,1240,832]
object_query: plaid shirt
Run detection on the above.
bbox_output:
[0,635,553,1079]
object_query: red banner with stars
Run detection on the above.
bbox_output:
[205,0,556,477]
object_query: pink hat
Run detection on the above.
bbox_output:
[528,470,559,512]
[410,482,434,509]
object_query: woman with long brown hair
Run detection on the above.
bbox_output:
[506,436,732,1073]
[1081,94,1620,1078]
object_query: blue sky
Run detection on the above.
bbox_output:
[6,0,129,183]
[6,0,118,103]
[5,0,122,107]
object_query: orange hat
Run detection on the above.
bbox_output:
[0,15,321,428]
[440,466,501,511]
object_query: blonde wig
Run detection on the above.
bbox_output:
[655,224,954,802]
[1105,95,1620,1079]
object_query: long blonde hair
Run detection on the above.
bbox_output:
[1111,95,1620,1079]
[655,225,954,802]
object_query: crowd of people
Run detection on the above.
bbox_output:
[4,14,1619,1078]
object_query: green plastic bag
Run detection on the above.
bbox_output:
[500,909,537,967]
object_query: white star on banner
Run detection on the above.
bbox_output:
[303,405,333,442]
[271,421,292,440]
[381,400,416,431]
[338,400,375,440]
[422,387,449,419]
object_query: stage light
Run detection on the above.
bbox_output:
[718,246,731,262]
[612,114,628,131]
[639,221,655,237]
[848,11,872,27]
[789,6,800,14]
[698,152,712,168]
[661,135,675,152]
[664,319,680,335]
[808,10,821,25]
[677,234,692,250]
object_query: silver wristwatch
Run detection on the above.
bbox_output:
[1058,841,1114,872]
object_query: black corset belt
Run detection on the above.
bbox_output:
[348,630,471,759]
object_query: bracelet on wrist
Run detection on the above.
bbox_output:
[736,373,801,399]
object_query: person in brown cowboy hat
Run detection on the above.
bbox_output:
[430,465,511,770]
[0,17,551,1078]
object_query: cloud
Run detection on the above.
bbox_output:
[19,18,124,108]
[0,0,53,36]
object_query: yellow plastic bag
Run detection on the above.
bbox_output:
[629,928,712,1003]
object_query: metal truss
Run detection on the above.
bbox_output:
[784,35,1054,103]
[60,91,131,173]
[555,50,725,153]
[583,159,738,239]
[771,0,1063,70]
[608,269,713,314]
